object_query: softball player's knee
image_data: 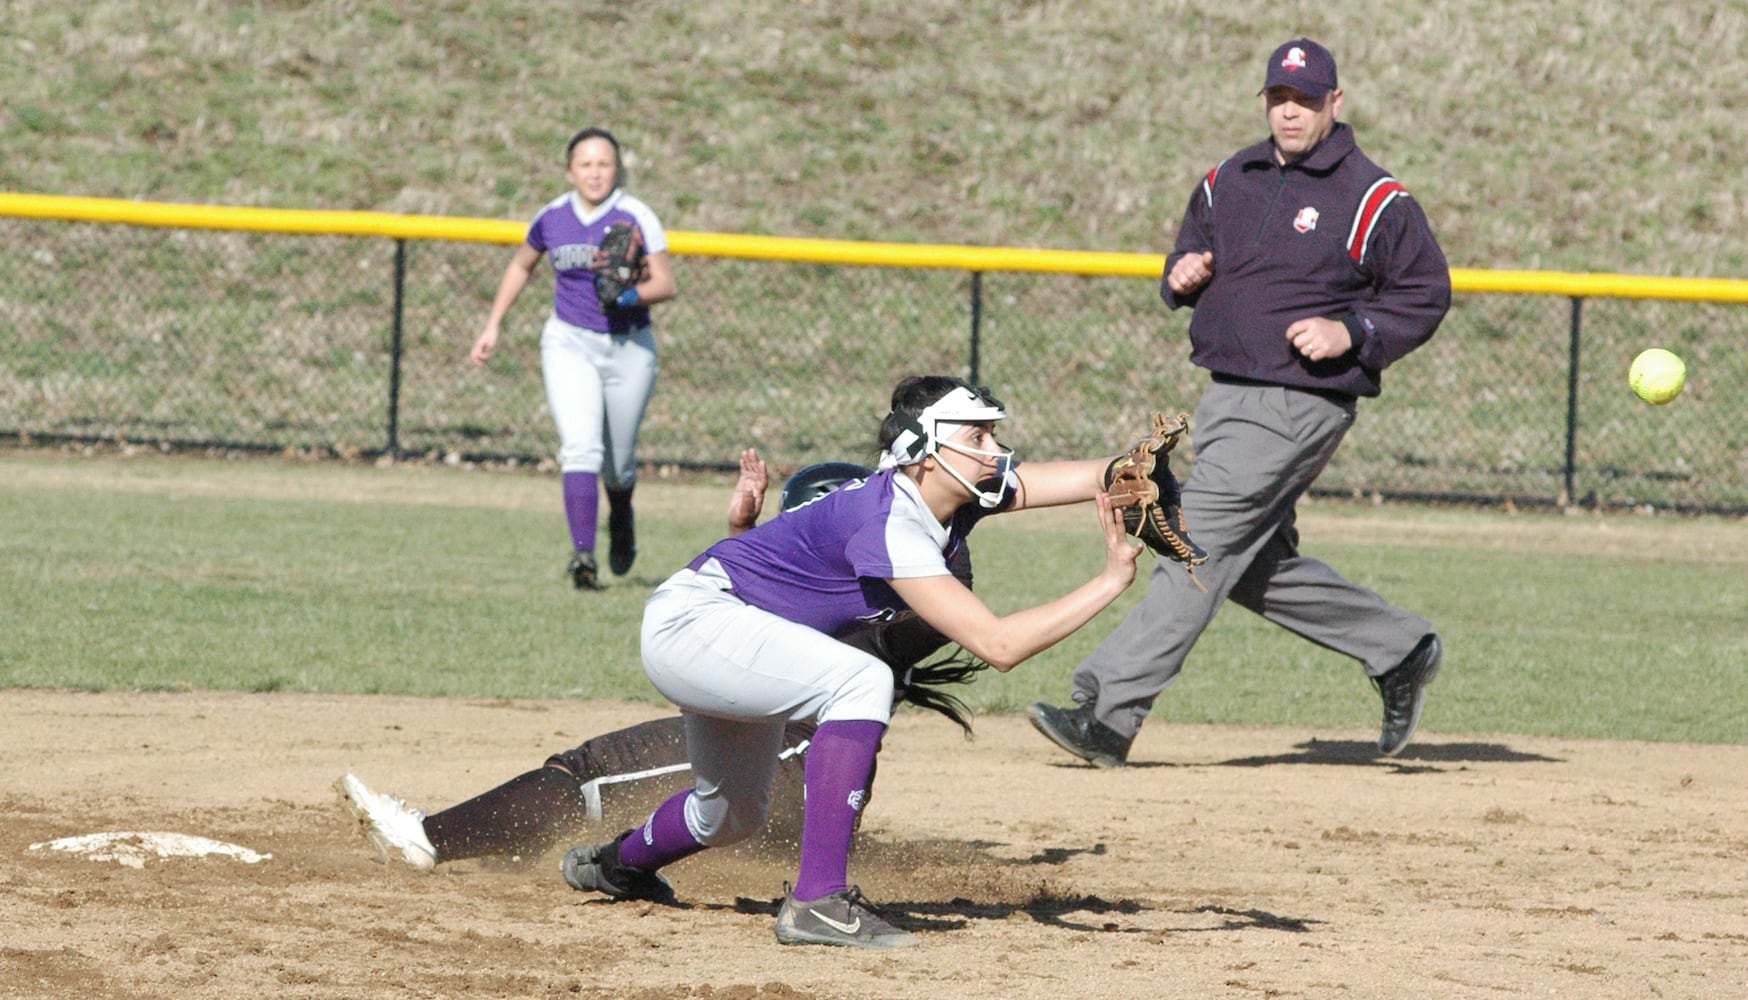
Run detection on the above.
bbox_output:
[600,434,640,491]
[817,657,897,725]
[556,442,603,475]
[684,783,771,847]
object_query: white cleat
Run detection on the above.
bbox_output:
[335,773,437,872]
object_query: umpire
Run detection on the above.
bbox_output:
[1031,38,1451,766]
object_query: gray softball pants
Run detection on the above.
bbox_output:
[1071,378,1433,739]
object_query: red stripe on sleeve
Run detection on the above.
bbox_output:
[1348,180,1406,263]
[1201,164,1221,207]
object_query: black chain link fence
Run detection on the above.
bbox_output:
[3,217,1744,513]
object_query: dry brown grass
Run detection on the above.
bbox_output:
[5,0,1743,275]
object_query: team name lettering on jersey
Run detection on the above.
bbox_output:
[550,243,597,271]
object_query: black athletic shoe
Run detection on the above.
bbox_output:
[607,502,636,576]
[1374,633,1443,757]
[561,834,677,905]
[567,550,602,591]
[1027,701,1133,768]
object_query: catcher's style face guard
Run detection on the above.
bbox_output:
[935,424,1017,509]
[881,386,1016,508]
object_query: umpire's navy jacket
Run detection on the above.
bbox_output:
[1163,123,1451,400]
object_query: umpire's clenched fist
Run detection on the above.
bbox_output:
[1167,251,1214,296]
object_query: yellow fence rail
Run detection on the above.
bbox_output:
[2,192,1743,513]
[7,193,1748,300]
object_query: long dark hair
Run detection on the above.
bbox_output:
[899,646,990,737]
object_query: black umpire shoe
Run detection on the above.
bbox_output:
[1374,633,1443,757]
[1027,701,1134,768]
[567,550,602,591]
[561,833,678,905]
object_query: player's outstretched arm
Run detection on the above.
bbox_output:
[1007,457,1111,510]
[889,493,1139,672]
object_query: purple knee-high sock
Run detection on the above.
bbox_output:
[562,471,600,552]
[793,719,885,901]
[617,790,707,871]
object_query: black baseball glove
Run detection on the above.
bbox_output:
[1105,411,1208,569]
[592,222,647,310]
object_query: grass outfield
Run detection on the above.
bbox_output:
[2,447,1744,745]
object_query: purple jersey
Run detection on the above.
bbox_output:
[525,190,668,335]
[694,469,1001,634]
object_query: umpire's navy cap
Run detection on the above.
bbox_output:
[1260,38,1338,97]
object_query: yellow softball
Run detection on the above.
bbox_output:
[1629,348,1686,405]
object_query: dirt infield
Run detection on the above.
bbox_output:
[3,690,1744,999]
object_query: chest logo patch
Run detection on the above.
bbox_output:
[1293,206,1320,234]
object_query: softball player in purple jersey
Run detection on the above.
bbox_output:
[471,127,676,591]
[335,453,987,873]
[563,375,1144,950]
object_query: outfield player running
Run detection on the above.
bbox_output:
[562,375,1144,951]
[337,452,984,871]
[471,127,676,591]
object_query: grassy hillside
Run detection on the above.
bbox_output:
[4,1,1744,277]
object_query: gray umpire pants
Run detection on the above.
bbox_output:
[1071,378,1433,739]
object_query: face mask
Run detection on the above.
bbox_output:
[877,386,1016,507]
[934,425,1018,509]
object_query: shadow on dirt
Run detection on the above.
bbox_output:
[710,835,1325,937]
[724,891,1321,936]
[1214,738,1563,770]
[1039,758,1179,770]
